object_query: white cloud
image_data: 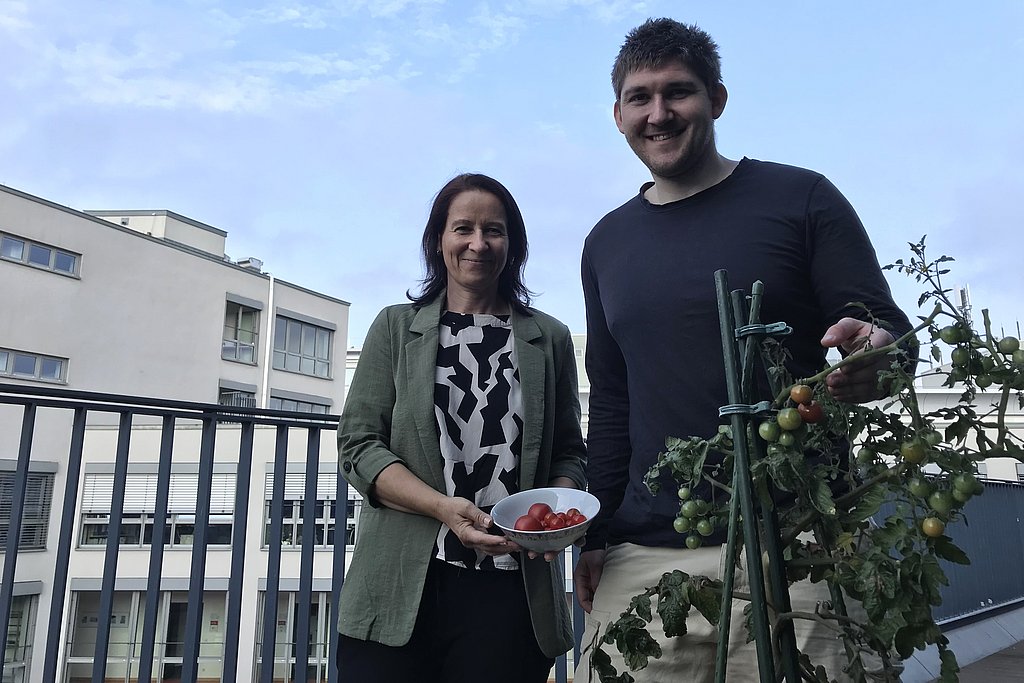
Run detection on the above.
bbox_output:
[0,0,30,31]
[249,3,330,29]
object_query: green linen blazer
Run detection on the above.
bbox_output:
[337,296,587,658]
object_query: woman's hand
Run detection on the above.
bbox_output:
[439,497,521,556]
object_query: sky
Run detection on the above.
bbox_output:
[2,1,1023,349]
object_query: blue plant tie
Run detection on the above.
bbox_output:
[735,322,792,339]
[718,400,773,418]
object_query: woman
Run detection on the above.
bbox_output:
[337,173,587,682]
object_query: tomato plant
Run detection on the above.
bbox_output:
[789,383,813,404]
[907,477,933,499]
[900,440,928,464]
[796,400,823,424]
[938,325,965,344]
[758,420,780,442]
[589,238,1024,683]
[998,336,1020,354]
[776,407,802,431]
[922,517,945,538]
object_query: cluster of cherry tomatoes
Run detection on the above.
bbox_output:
[939,324,1023,389]
[673,486,716,549]
[758,384,823,448]
[513,502,588,531]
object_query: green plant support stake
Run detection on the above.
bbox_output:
[733,283,802,683]
[714,270,775,683]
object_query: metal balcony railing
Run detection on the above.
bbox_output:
[0,381,582,683]
[0,381,343,683]
[12,378,1018,682]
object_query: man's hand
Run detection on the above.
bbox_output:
[573,549,606,613]
[821,318,896,403]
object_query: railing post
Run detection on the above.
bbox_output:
[222,419,256,683]
[260,425,290,683]
[181,415,218,683]
[138,415,176,683]
[0,403,37,678]
[330,472,348,683]
[294,428,322,683]
[42,405,87,683]
[92,411,134,683]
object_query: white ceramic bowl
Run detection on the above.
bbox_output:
[490,487,600,553]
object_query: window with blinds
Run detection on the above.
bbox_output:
[263,472,360,548]
[0,472,54,550]
[79,472,236,548]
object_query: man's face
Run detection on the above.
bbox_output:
[613,60,727,182]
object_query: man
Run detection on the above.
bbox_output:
[574,18,914,682]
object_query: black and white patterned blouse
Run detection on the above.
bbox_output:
[433,311,523,570]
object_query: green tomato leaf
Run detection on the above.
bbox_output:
[656,571,690,638]
[894,624,926,659]
[938,647,960,681]
[848,483,887,521]
[933,537,971,565]
[590,646,636,683]
[688,579,723,627]
[604,614,661,673]
[808,477,837,516]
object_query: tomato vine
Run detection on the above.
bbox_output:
[588,237,1023,683]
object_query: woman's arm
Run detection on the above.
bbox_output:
[337,308,402,502]
[546,329,587,489]
[374,461,515,556]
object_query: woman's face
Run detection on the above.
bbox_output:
[440,190,509,301]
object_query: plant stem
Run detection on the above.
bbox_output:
[773,304,940,406]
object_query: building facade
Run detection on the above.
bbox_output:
[0,183,351,683]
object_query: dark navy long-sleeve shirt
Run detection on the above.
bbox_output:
[581,158,914,550]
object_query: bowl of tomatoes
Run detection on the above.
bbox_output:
[490,487,600,553]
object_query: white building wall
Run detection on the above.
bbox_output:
[0,183,350,683]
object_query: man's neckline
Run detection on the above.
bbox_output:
[642,157,745,206]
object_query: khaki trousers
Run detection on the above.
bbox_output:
[574,542,878,682]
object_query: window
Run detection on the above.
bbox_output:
[269,396,329,414]
[218,388,257,408]
[67,590,226,682]
[1017,462,1024,483]
[1,232,79,275]
[222,301,259,364]
[0,347,67,382]
[255,591,333,683]
[0,472,54,550]
[3,594,37,681]
[79,472,235,548]
[273,316,332,378]
[263,472,358,548]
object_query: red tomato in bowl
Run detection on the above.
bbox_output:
[528,503,553,522]
[546,516,568,530]
[514,515,544,531]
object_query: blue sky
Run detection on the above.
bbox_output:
[2,1,1022,348]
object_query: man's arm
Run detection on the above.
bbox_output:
[574,247,632,610]
[805,176,917,403]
